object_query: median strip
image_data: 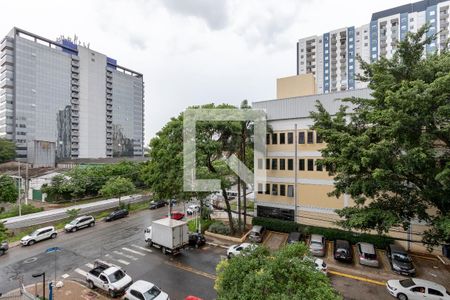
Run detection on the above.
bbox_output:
[328,270,386,286]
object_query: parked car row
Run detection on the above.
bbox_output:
[149,199,177,210]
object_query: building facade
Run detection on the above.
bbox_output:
[297,0,450,94]
[0,28,144,165]
[252,89,431,252]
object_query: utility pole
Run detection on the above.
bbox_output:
[25,163,29,205]
[18,161,22,216]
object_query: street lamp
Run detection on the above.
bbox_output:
[32,272,45,299]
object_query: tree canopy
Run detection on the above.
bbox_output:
[0,175,18,204]
[99,176,136,199]
[311,26,450,247]
[0,139,15,163]
[215,243,341,300]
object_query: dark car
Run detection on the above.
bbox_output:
[287,232,303,244]
[333,239,353,263]
[0,241,8,256]
[189,232,206,248]
[167,199,177,207]
[149,200,166,210]
[386,244,415,276]
[105,209,129,222]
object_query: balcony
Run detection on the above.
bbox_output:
[106,82,113,88]
[0,40,13,51]
[0,78,13,88]
[106,93,112,100]
[71,92,79,99]
[71,67,79,73]
[72,137,79,142]
[0,56,13,66]
[71,73,79,80]
[71,60,79,67]
[72,86,79,92]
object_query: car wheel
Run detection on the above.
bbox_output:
[148,241,153,247]
[195,243,199,249]
[397,293,408,300]
[228,253,233,259]
[71,227,77,232]
[51,233,57,239]
[28,240,35,246]
[89,222,95,227]
[0,249,5,256]
[109,289,116,298]
[87,280,95,289]
[162,247,167,255]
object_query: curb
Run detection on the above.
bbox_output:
[206,242,229,249]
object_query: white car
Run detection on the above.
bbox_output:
[386,278,450,300]
[124,280,169,300]
[64,215,95,232]
[314,258,328,275]
[186,205,200,215]
[21,226,57,246]
[226,243,256,258]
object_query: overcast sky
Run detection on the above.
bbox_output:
[2,0,411,143]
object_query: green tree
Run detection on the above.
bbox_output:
[0,139,15,163]
[66,208,80,220]
[311,26,450,248]
[215,243,341,300]
[0,175,18,203]
[99,176,136,205]
[0,222,8,242]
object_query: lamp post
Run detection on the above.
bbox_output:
[32,272,45,299]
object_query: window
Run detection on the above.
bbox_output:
[287,132,293,144]
[411,287,425,294]
[307,131,314,144]
[299,132,305,144]
[272,159,278,170]
[272,184,278,195]
[280,132,286,144]
[266,134,270,144]
[287,185,294,197]
[272,133,278,144]
[279,159,286,170]
[266,158,270,170]
[307,159,314,171]
[257,183,263,194]
[428,289,443,296]
[130,290,145,300]
[280,185,286,196]
[316,160,323,171]
[299,159,305,171]
[257,159,263,169]
[316,133,323,143]
[265,184,270,195]
[287,159,293,170]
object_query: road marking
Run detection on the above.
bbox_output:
[61,274,70,279]
[165,261,216,280]
[74,268,88,277]
[113,250,139,261]
[328,270,385,286]
[131,244,153,253]
[86,263,94,269]
[123,247,146,256]
[117,259,130,265]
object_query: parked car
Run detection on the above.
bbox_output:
[308,234,326,257]
[386,278,450,300]
[386,244,415,276]
[186,205,200,215]
[149,200,166,210]
[185,296,203,300]
[227,243,256,258]
[105,209,129,222]
[167,199,177,207]
[65,215,95,232]
[167,211,185,220]
[248,225,265,243]
[356,242,379,268]
[287,232,303,244]
[333,239,353,263]
[20,226,57,246]
[314,258,328,275]
[86,260,133,298]
[124,280,169,300]
[0,241,8,256]
[189,232,206,248]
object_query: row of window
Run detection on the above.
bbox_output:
[258,158,327,172]
[257,183,294,197]
[266,131,323,145]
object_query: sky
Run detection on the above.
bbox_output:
[1,0,412,144]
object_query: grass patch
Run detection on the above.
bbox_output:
[0,204,43,219]
[230,201,254,211]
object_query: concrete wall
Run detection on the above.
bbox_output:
[276,74,316,99]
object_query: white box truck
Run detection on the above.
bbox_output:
[144,218,188,255]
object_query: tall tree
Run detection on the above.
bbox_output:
[311,26,450,248]
[215,243,341,300]
[0,139,15,163]
[0,175,18,203]
[99,176,136,205]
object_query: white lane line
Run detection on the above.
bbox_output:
[86,263,94,269]
[117,259,130,265]
[131,244,153,253]
[113,250,139,261]
[61,274,70,279]
[122,247,146,256]
[74,268,88,277]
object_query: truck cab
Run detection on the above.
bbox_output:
[86,260,133,298]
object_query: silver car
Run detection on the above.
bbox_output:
[356,242,379,268]
[309,234,326,257]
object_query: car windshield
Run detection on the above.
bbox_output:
[69,219,78,225]
[337,248,348,254]
[399,279,415,288]
[393,253,411,262]
[143,286,162,300]
[107,270,125,283]
[311,241,322,246]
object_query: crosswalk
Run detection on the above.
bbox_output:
[69,244,150,279]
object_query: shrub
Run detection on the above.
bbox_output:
[252,217,299,233]
[188,218,214,233]
[209,221,231,235]
[0,204,43,219]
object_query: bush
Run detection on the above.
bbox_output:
[0,204,43,219]
[209,221,231,235]
[252,216,393,249]
[188,218,214,233]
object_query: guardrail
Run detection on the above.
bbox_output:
[1,194,148,229]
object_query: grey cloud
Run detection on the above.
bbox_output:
[161,0,230,30]
[129,35,147,50]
